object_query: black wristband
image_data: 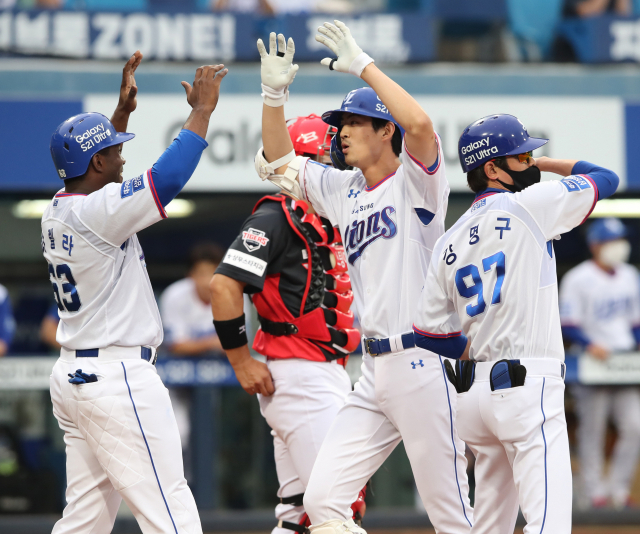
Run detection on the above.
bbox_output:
[329,58,336,71]
[213,314,248,350]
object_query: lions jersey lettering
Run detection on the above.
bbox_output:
[344,206,397,265]
[414,177,598,362]
[41,169,166,350]
[300,135,449,338]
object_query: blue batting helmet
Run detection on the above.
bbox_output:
[50,112,135,180]
[458,114,548,173]
[322,87,405,137]
[587,218,627,245]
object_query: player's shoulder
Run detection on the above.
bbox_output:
[161,277,194,302]
[400,131,445,175]
[617,262,640,280]
[248,197,290,226]
[42,190,83,220]
[304,158,362,183]
[563,260,596,284]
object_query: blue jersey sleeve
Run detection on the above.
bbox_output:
[0,293,15,346]
[571,161,619,200]
[561,325,591,348]
[151,129,208,207]
[413,330,468,360]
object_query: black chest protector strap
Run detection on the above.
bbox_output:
[283,197,326,314]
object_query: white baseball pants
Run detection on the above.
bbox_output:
[49,350,201,534]
[572,384,640,507]
[304,349,473,534]
[258,358,352,534]
[456,359,571,534]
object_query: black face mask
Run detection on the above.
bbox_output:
[496,165,541,193]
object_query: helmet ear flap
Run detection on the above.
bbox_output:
[330,127,352,171]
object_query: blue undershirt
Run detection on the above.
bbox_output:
[150,129,208,207]
[571,160,619,200]
[413,331,468,360]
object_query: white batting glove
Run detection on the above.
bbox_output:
[315,20,374,78]
[257,32,299,107]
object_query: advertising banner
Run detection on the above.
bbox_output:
[85,93,626,193]
[0,10,434,63]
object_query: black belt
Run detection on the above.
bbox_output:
[364,332,415,356]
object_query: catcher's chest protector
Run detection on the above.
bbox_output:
[251,196,361,363]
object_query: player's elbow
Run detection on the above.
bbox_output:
[594,168,620,200]
[404,114,433,138]
[209,273,226,302]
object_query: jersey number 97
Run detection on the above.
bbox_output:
[454,251,506,318]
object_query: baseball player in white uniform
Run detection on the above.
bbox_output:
[413,113,620,533]
[560,217,640,509]
[255,22,473,534]
[44,52,228,534]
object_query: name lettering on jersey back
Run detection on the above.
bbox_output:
[62,234,74,256]
[121,174,145,198]
[344,206,397,265]
[48,228,55,249]
[469,225,480,245]
[495,217,511,239]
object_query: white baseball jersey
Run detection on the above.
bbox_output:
[414,175,598,362]
[160,278,216,346]
[299,136,449,339]
[560,261,640,352]
[41,170,166,350]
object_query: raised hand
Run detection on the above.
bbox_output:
[181,64,228,113]
[111,50,143,132]
[117,50,143,114]
[257,32,299,107]
[316,20,373,77]
[182,64,229,139]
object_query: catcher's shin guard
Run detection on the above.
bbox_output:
[308,519,367,534]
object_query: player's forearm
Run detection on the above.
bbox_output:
[110,107,131,133]
[534,157,579,177]
[262,103,294,174]
[210,274,246,320]
[361,64,433,138]
[0,340,7,357]
[571,160,620,200]
[183,106,214,139]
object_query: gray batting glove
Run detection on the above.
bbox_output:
[257,32,299,107]
[315,20,374,78]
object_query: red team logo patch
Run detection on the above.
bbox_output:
[242,228,269,252]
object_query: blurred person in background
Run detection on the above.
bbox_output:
[560,217,640,509]
[0,284,15,357]
[159,242,224,462]
[210,114,366,534]
[563,0,631,17]
[40,302,61,352]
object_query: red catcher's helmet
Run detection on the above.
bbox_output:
[287,114,337,163]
